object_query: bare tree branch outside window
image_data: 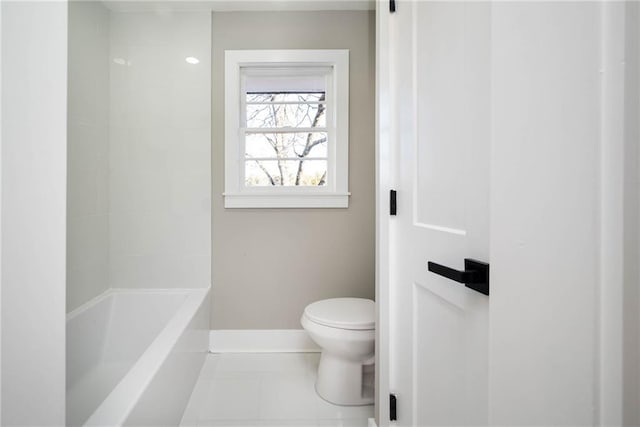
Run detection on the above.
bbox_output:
[244,91,328,187]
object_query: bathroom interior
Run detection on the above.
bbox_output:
[65,1,375,425]
[3,0,640,426]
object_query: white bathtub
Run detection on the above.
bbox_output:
[66,288,210,426]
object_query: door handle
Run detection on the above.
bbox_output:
[427,259,489,296]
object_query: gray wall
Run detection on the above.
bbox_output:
[211,11,375,329]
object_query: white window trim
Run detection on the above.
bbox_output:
[224,49,350,209]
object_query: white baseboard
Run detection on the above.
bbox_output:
[367,418,377,427]
[209,329,320,353]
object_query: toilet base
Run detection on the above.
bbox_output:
[315,352,374,406]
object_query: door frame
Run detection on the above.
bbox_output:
[599,2,639,425]
[375,0,393,425]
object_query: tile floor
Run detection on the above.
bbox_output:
[180,353,374,427]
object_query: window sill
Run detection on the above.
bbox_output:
[223,192,350,209]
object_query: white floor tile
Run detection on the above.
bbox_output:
[180,353,373,427]
[199,376,262,420]
[259,373,317,420]
[316,419,372,427]
[304,353,322,381]
[196,420,264,426]
[198,353,221,380]
[259,420,317,427]
[213,352,313,376]
[314,397,374,421]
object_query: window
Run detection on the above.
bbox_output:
[224,50,349,208]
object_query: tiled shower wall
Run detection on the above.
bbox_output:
[108,11,211,289]
[67,1,111,311]
[67,5,211,312]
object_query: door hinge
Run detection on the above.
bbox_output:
[390,190,397,216]
[390,0,396,13]
[390,393,397,421]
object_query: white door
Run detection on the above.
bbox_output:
[386,1,491,425]
[379,1,630,426]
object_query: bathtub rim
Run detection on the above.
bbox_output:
[66,287,197,321]
[76,286,210,427]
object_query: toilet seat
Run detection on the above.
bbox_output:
[304,298,374,330]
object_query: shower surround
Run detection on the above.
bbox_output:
[66,3,211,425]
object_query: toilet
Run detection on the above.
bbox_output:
[301,297,375,406]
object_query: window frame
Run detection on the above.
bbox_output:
[224,49,350,208]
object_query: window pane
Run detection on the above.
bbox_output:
[246,100,326,129]
[245,133,328,159]
[245,160,328,187]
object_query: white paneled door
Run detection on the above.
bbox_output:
[379,1,632,426]
[388,2,491,425]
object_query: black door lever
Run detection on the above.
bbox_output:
[427,259,489,296]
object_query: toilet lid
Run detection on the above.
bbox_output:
[304,298,375,330]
